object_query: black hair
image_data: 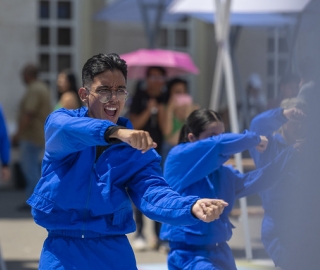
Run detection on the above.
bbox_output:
[82,53,127,88]
[22,64,38,78]
[178,108,222,143]
[164,77,188,103]
[57,69,79,100]
[145,66,166,78]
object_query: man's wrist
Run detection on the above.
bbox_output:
[104,126,126,143]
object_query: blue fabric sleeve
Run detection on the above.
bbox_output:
[250,108,287,136]
[0,105,10,165]
[164,131,260,192]
[45,109,116,159]
[127,151,200,227]
[234,146,295,198]
[249,108,288,165]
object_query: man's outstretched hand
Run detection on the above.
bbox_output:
[192,199,228,223]
[110,129,157,153]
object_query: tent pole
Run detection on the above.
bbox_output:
[137,0,165,48]
[210,45,224,110]
[217,0,253,260]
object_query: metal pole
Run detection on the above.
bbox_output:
[210,44,224,110]
[137,0,165,48]
[214,0,253,260]
[0,242,7,270]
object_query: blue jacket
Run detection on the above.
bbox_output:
[160,131,294,246]
[27,107,200,238]
[249,108,292,263]
[0,104,10,166]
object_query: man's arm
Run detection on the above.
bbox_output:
[126,152,227,225]
[0,106,10,181]
[46,110,158,159]
[250,108,288,136]
[45,110,116,159]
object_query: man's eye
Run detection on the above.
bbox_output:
[98,90,110,94]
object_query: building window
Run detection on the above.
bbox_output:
[159,29,168,47]
[38,0,78,99]
[57,54,72,71]
[266,28,290,99]
[39,1,50,19]
[57,27,71,46]
[39,27,50,45]
[175,29,188,47]
[39,54,50,72]
[58,1,72,19]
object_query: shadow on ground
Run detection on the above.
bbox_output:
[0,189,32,219]
[3,260,38,270]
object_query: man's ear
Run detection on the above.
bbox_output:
[78,87,88,103]
[187,133,196,142]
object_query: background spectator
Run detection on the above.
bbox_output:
[12,64,52,210]
[128,66,167,251]
[54,69,82,110]
[158,77,198,164]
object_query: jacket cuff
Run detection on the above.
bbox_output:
[104,126,127,144]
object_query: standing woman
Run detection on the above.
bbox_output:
[158,78,198,163]
[160,108,295,270]
[54,69,82,110]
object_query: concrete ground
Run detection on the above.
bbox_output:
[0,187,277,270]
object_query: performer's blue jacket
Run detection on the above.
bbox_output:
[0,104,10,166]
[249,108,292,266]
[27,107,201,266]
[160,130,294,246]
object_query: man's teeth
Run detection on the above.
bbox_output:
[106,107,116,110]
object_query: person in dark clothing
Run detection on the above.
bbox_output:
[129,66,167,251]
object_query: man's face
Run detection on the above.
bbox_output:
[283,119,306,144]
[146,68,165,98]
[81,69,126,123]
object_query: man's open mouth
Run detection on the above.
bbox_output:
[104,106,117,116]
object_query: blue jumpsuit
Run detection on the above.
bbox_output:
[0,104,10,167]
[249,108,294,268]
[160,131,294,270]
[27,107,202,270]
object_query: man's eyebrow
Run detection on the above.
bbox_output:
[96,85,127,90]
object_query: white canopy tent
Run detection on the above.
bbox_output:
[169,0,311,260]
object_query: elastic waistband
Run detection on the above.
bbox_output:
[48,230,114,239]
[169,241,223,251]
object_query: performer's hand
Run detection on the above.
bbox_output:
[283,107,306,122]
[256,136,268,153]
[192,199,228,223]
[110,129,157,153]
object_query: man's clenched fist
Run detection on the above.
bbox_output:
[192,199,228,223]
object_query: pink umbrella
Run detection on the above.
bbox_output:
[120,48,199,79]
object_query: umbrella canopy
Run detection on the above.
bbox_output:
[120,49,199,79]
[191,12,297,26]
[169,0,310,14]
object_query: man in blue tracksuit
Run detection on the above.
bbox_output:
[249,98,307,269]
[27,53,227,270]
